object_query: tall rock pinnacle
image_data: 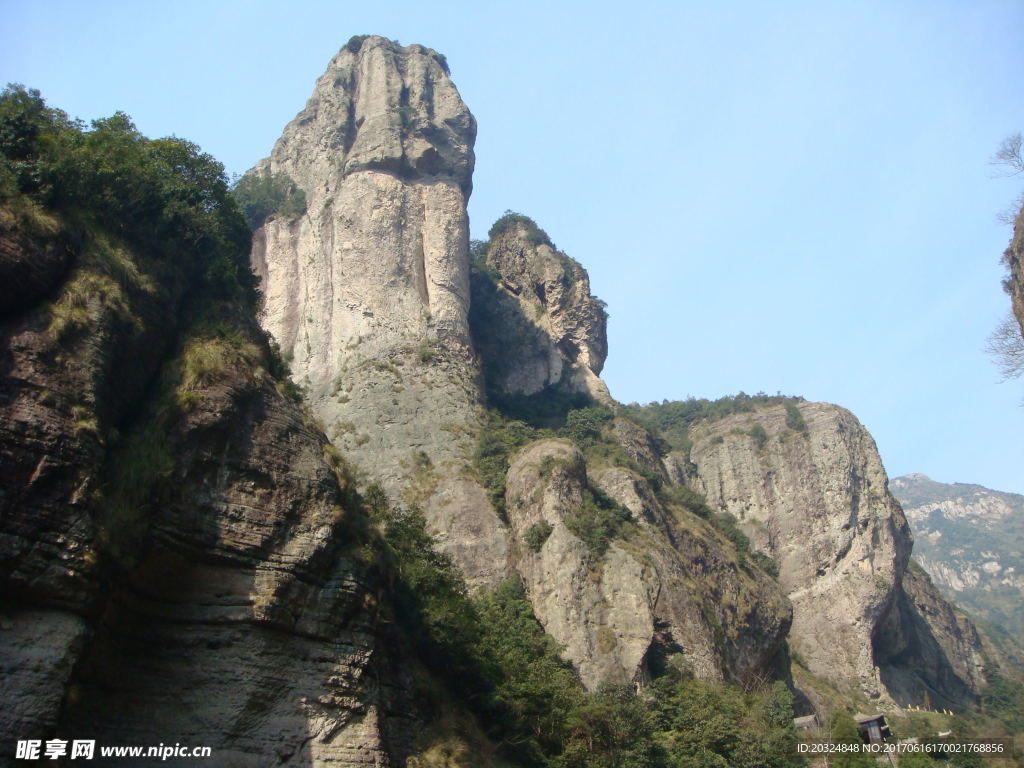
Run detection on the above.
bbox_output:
[251,36,507,586]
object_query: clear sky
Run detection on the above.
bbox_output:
[4,1,1023,493]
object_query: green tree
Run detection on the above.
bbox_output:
[230,168,306,229]
[897,751,935,767]
[826,712,875,768]
[476,578,583,755]
[557,685,665,768]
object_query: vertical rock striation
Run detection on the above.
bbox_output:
[250,36,507,587]
[687,401,985,709]
[252,36,477,484]
[502,439,791,691]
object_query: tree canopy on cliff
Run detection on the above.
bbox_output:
[0,84,256,303]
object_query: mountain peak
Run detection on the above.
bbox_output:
[262,34,475,197]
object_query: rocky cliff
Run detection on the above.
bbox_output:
[251,35,478,485]
[249,37,995,707]
[891,473,1024,641]
[0,93,512,765]
[1005,205,1024,338]
[248,35,511,591]
[246,39,791,693]
[3,38,1016,767]
[469,215,611,403]
[685,401,985,709]
[498,435,791,690]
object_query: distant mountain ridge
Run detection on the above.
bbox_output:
[890,473,1024,640]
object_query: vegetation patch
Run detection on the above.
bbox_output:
[473,413,549,517]
[487,210,555,248]
[785,402,808,434]
[345,34,370,53]
[362,485,805,767]
[624,392,804,460]
[1,85,258,308]
[524,520,554,552]
[748,423,769,449]
[230,169,306,229]
[564,486,631,558]
[179,329,261,394]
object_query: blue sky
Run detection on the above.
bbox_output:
[4,0,1023,492]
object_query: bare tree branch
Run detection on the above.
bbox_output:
[990,132,1024,177]
[995,190,1024,226]
[986,313,1024,381]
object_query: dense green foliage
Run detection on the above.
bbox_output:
[624,393,804,457]
[651,677,800,768]
[472,405,641,557]
[367,486,491,689]
[0,85,256,304]
[474,412,549,516]
[749,423,769,449]
[0,87,270,567]
[476,578,584,759]
[488,210,556,248]
[825,712,877,768]
[488,386,595,430]
[982,671,1024,733]
[230,168,306,229]
[564,486,631,557]
[785,402,808,434]
[562,405,615,449]
[345,34,370,53]
[524,521,554,552]
[473,396,783,570]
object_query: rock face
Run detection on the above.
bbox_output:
[501,438,791,690]
[687,402,984,709]
[891,473,1024,640]
[250,36,507,587]
[471,219,611,402]
[874,563,986,710]
[0,205,421,764]
[60,357,414,766]
[251,36,479,484]
[8,38,1014,765]
[1005,206,1024,338]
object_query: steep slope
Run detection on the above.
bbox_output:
[464,224,792,690]
[1005,205,1024,338]
[681,401,985,709]
[499,436,791,690]
[249,35,507,589]
[891,473,1024,640]
[5,41,1019,765]
[250,40,792,693]
[0,95,451,766]
[470,214,611,403]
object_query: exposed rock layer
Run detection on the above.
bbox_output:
[471,222,611,402]
[502,438,791,690]
[0,207,420,764]
[687,402,984,709]
[250,36,508,588]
